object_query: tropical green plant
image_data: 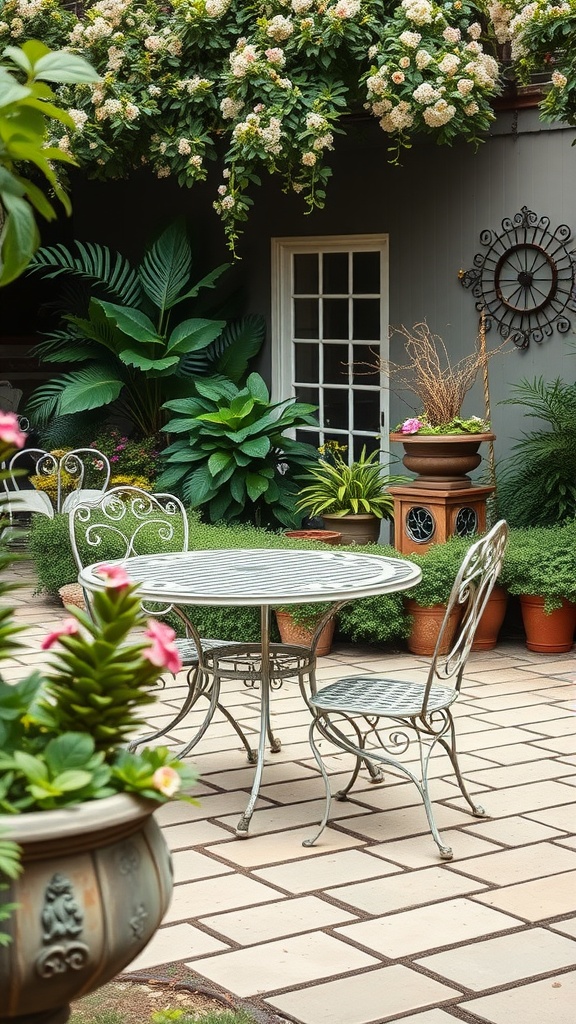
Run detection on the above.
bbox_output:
[24,222,265,436]
[0,40,98,285]
[496,376,576,527]
[499,522,576,613]
[296,445,406,518]
[158,372,319,527]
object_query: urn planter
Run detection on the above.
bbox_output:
[321,513,380,545]
[0,794,173,1024]
[389,432,495,490]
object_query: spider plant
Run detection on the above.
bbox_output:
[295,446,407,519]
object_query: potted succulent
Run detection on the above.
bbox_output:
[362,322,501,488]
[295,445,407,545]
[0,415,197,1024]
[499,524,576,653]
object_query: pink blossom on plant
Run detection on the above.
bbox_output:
[98,564,130,589]
[143,619,182,674]
[0,412,26,449]
[152,765,181,796]
[41,617,79,650]
[401,417,423,434]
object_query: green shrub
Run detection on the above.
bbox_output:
[499,521,576,612]
[401,535,473,606]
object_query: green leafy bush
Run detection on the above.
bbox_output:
[499,522,576,613]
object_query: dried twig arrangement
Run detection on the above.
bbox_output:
[361,321,506,427]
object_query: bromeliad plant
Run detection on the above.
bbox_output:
[0,415,196,816]
[295,444,406,519]
[158,372,319,527]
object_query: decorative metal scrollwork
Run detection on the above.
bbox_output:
[459,206,576,349]
[36,873,89,978]
[455,507,478,537]
[406,506,435,544]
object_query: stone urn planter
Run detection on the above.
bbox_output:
[321,513,380,545]
[389,432,495,490]
[0,794,173,1024]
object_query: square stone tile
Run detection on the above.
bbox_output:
[464,816,565,846]
[268,966,460,1024]
[368,830,500,868]
[335,899,521,958]
[461,967,576,1024]
[448,842,576,885]
[125,923,228,971]
[199,895,357,944]
[254,849,401,893]
[472,869,576,921]
[162,874,282,924]
[416,928,576,990]
[205,826,365,868]
[189,932,379,997]
[327,865,486,914]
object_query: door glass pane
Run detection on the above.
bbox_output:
[294,298,319,339]
[353,434,380,460]
[352,344,380,384]
[323,298,348,339]
[295,386,319,408]
[296,428,319,448]
[353,251,380,294]
[353,390,380,434]
[324,344,349,384]
[353,298,380,341]
[295,343,319,382]
[324,388,349,429]
[323,252,348,294]
[294,253,318,294]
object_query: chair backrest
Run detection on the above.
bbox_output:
[2,448,110,515]
[423,519,509,709]
[69,486,189,616]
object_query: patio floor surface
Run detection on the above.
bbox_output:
[4,559,576,1024]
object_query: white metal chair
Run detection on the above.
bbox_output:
[304,519,509,860]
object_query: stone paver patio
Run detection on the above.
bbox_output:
[4,560,576,1024]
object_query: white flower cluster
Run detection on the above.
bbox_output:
[438,53,460,75]
[304,111,334,151]
[229,41,260,77]
[232,111,284,156]
[94,97,139,122]
[463,50,499,88]
[12,0,46,19]
[265,46,285,65]
[379,99,414,131]
[552,69,568,88]
[177,76,213,95]
[422,98,456,125]
[204,0,230,16]
[68,108,89,130]
[266,14,294,40]
[292,0,313,10]
[220,95,245,118]
[401,0,433,26]
[328,0,361,19]
[508,2,539,58]
[399,30,421,47]
[488,2,513,44]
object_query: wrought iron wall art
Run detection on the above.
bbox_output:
[459,206,576,349]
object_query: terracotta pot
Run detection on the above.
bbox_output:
[519,594,576,654]
[321,514,380,545]
[0,794,173,1024]
[405,599,461,656]
[389,432,495,491]
[275,610,336,656]
[284,529,342,545]
[472,585,508,651]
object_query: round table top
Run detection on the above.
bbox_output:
[79,547,422,607]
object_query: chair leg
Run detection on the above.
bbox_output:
[416,727,455,860]
[128,665,204,752]
[436,714,487,819]
[302,717,333,847]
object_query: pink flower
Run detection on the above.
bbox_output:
[97,564,130,589]
[0,411,26,449]
[143,619,182,674]
[111,455,120,462]
[41,617,79,650]
[401,417,423,434]
[152,765,181,797]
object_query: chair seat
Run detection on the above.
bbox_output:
[310,676,458,718]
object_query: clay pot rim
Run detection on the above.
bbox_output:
[389,432,495,444]
[0,792,156,842]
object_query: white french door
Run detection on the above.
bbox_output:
[271,235,389,462]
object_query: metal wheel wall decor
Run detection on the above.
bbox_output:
[459,206,576,349]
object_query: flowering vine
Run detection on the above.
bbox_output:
[0,0,563,252]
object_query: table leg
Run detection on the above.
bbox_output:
[235,603,276,837]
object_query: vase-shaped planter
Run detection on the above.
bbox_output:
[519,595,576,653]
[0,794,173,1024]
[275,610,336,656]
[389,432,495,490]
[472,585,509,651]
[321,514,380,545]
[405,600,461,656]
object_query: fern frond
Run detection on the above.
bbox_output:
[28,242,142,307]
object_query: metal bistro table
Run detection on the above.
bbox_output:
[79,547,422,835]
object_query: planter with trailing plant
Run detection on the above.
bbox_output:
[274,602,335,656]
[295,445,407,545]
[499,524,576,653]
[401,537,471,655]
[0,417,198,1024]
